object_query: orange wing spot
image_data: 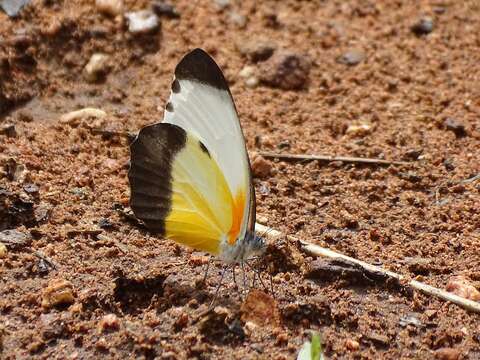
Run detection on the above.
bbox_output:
[227,190,245,245]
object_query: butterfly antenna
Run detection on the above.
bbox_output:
[209,264,228,308]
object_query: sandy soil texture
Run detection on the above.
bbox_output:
[1,0,479,359]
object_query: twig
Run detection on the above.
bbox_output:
[255,223,480,314]
[259,152,409,166]
[460,173,480,184]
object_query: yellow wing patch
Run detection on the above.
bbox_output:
[164,134,242,255]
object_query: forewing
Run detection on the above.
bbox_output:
[162,49,255,240]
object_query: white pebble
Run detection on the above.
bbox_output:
[0,243,7,258]
[84,53,110,83]
[95,0,124,17]
[125,10,159,34]
[60,108,107,125]
[245,76,259,88]
[239,65,255,78]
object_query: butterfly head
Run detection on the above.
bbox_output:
[243,230,267,260]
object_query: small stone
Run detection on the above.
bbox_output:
[411,17,434,36]
[337,48,365,66]
[98,218,113,229]
[214,0,230,10]
[173,312,189,331]
[239,65,256,79]
[399,313,422,327]
[4,158,27,182]
[125,10,159,34]
[345,122,372,136]
[95,0,124,17]
[60,108,107,125]
[259,51,311,90]
[41,279,75,309]
[443,118,467,137]
[98,314,120,333]
[245,76,259,88]
[243,321,257,337]
[250,155,272,178]
[404,257,432,275]
[435,348,461,360]
[23,183,39,194]
[237,39,276,62]
[0,123,17,138]
[152,1,180,18]
[240,290,280,327]
[0,243,7,258]
[345,339,360,351]
[363,333,389,348]
[84,53,110,83]
[446,276,480,301]
[229,11,247,28]
[0,229,31,249]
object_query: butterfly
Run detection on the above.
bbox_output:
[128,49,266,294]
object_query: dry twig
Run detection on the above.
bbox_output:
[259,152,409,166]
[255,223,480,314]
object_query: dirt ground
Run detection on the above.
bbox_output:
[1,0,480,359]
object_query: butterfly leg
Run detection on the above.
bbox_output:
[209,264,228,308]
[241,261,247,293]
[232,264,237,287]
[244,261,269,293]
[202,257,212,284]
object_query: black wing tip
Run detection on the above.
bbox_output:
[175,48,229,91]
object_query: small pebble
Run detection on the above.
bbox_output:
[98,314,120,333]
[0,229,31,249]
[151,1,180,18]
[250,155,272,178]
[345,339,360,351]
[411,17,434,36]
[237,39,276,62]
[245,76,259,88]
[239,65,256,79]
[446,276,480,301]
[84,53,110,83]
[42,279,75,309]
[0,243,7,258]
[435,348,461,360]
[238,65,259,88]
[337,48,365,66]
[399,313,422,327]
[60,108,107,125]
[243,321,257,337]
[95,0,124,17]
[214,0,230,10]
[229,11,247,28]
[0,123,17,138]
[444,117,466,137]
[240,289,280,327]
[125,10,159,34]
[346,123,372,136]
[259,50,311,90]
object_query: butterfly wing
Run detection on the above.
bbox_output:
[128,123,235,254]
[162,48,255,244]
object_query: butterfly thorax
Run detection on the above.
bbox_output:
[219,231,265,264]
